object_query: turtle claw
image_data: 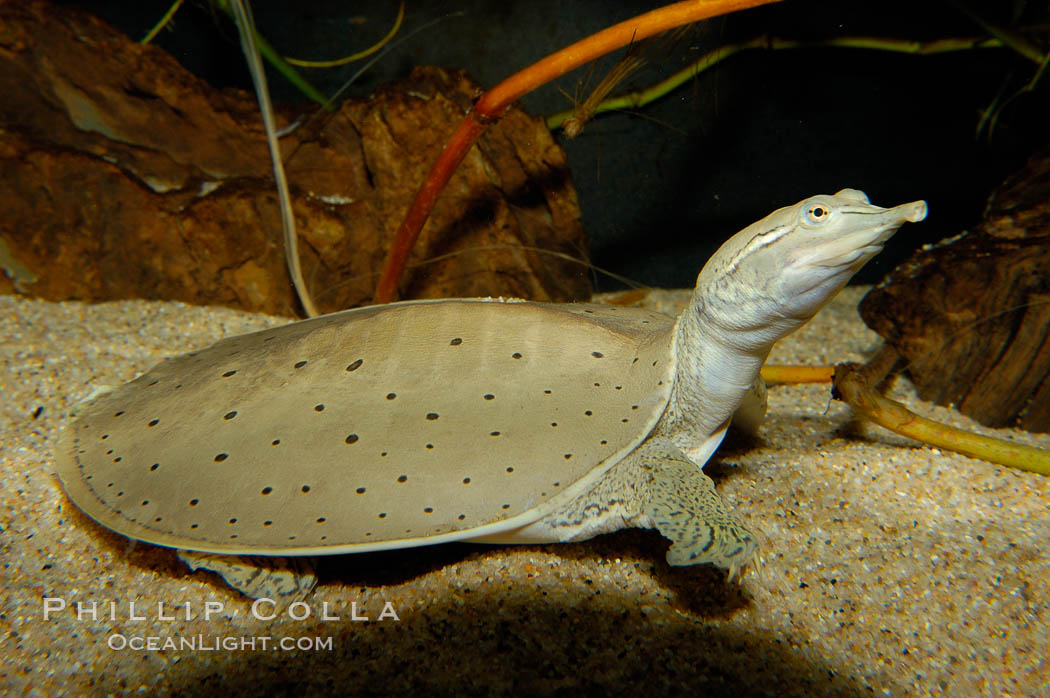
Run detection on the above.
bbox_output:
[178,550,317,605]
[640,445,758,576]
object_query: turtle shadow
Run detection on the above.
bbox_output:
[66,490,875,695]
[152,582,875,697]
[66,490,877,696]
[651,557,754,618]
[61,499,190,579]
[321,542,496,587]
[715,425,765,462]
[563,528,754,618]
[323,528,752,618]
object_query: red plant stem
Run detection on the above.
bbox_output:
[373,0,780,304]
[372,113,487,303]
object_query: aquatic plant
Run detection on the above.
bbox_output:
[371,0,781,305]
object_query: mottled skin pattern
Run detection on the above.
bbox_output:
[641,446,753,567]
[523,440,757,580]
[178,551,317,606]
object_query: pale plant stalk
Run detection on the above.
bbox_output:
[229,0,320,317]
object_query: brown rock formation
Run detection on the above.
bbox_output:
[0,1,589,315]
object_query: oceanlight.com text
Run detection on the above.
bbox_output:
[107,634,334,652]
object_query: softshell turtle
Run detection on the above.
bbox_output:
[56,189,927,600]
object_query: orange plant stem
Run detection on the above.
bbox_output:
[373,0,780,304]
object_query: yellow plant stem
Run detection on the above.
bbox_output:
[285,1,405,68]
[833,346,1050,476]
[141,0,184,44]
[761,365,834,384]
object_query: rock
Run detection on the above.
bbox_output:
[0,0,589,315]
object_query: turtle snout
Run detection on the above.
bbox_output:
[896,200,928,223]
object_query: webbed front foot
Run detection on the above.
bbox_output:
[640,445,757,579]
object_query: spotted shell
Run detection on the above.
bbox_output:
[56,299,674,555]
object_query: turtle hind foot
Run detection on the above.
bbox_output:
[640,446,758,579]
[178,550,318,605]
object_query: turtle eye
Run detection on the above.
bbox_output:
[803,203,832,225]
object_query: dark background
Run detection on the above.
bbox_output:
[55,0,1050,291]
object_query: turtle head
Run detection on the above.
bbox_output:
[695,189,927,347]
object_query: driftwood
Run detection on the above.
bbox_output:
[860,148,1050,432]
[0,1,589,315]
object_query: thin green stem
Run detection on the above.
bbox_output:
[213,0,333,110]
[949,1,1046,65]
[548,35,1005,131]
[140,0,184,44]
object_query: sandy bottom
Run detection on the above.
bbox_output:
[2,287,1047,696]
